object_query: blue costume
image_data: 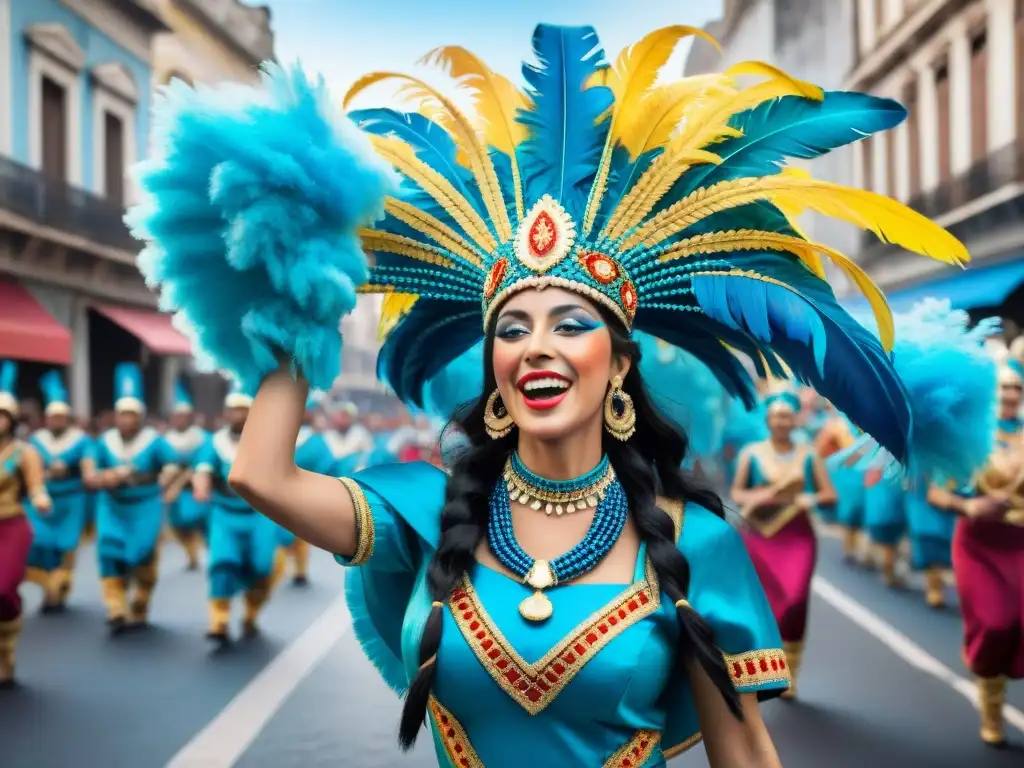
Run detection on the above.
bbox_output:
[94,363,178,630]
[163,380,209,569]
[129,20,1001,765]
[339,465,786,765]
[25,371,94,611]
[196,384,285,640]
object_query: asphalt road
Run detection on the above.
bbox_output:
[2,533,1023,768]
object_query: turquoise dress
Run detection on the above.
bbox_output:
[337,462,789,767]
[26,427,94,569]
[163,425,209,532]
[863,463,906,547]
[94,427,177,572]
[195,427,284,598]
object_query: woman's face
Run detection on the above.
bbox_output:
[0,411,13,436]
[999,382,1022,417]
[491,288,628,442]
[767,405,796,440]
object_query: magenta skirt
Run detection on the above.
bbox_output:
[741,512,817,643]
[0,514,33,622]
[953,517,1024,679]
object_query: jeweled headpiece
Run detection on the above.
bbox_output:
[347,24,968,463]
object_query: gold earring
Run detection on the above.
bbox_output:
[484,389,514,439]
[604,375,636,441]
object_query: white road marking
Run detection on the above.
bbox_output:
[813,576,1024,736]
[165,595,353,767]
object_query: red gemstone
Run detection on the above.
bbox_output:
[780,659,787,669]
[525,687,543,702]
[546,670,558,683]
[469,621,480,631]
[460,759,470,767]
[732,662,743,678]
[760,659,769,672]
[553,662,566,675]
[447,728,455,738]
[483,258,508,299]
[586,632,598,644]
[440,715,449,725]
[506,669,520,684]
[488,649,501,660]
[574,642,587,656]
[771,659,779,670]
[628,600,638,611]
[517,679,529,691]
[563,652,576,664]
[528,211,557,257]
[481,639,493,651]
[622,760,632,768]
[745,660,757,675]
[537,679,551,691]
[455,744,463,754]
[475,630,485,640]
[609,615,618,626]
[618,608,627,619]
[620,281,637,318]
[458,602,468,611]
[638,592,649,605]
[497,659,508,670]
[598,624,608,634]
[462,611,473,620]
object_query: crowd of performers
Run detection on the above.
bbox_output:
[0,360,440,684]
[707,344,1024,749]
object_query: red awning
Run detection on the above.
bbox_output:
[0,279,72,364]
[93,304,192,356]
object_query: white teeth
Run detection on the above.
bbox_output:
[523,377,570,392]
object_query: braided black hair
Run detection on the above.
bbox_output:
[397,309,741,749]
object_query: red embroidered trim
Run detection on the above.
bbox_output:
[619,280,638,320]
[604,729,661,767]
[450,561,660,715]
[724,648,790,688]
[429,696,484,768]
[483,258,508,300]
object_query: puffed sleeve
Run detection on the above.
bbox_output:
[334,476,416,574]
[684,508,789,696]
[192,437,218,475]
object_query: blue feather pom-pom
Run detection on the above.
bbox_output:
[127,63,398,392]
[850,299,999,485]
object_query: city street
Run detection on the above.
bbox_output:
[2,534,1023,768]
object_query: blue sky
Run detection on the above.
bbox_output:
[249,0,723,106]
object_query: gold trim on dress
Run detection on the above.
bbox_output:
[662,731,704,759]
[723,647,791,690]
[338,477,375,566]
[450,560,660,715]
[428,696,485,768]
[656,496,685,542]
[603,729,661,767]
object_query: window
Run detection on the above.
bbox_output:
[971,30,989,163]
[41,76,67,180]
[103,111,125,205]
[935,62,951,183]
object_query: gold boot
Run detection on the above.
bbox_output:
[0,618,21,688]
[879,544,903,588]
[206,598,232,639]
[129,559,159,626]
[781,641,803,700]
[978,676,1007,746]
[101,576,128,633]
[290,539,310,585]
[184,530,202,571]
[924,567,945,608]
[841,527,858,562]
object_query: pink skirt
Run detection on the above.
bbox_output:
[953,518,1024,679]
[0,514,33,622]
[741,512,817,642]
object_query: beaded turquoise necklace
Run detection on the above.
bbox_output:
[488,454,627,622]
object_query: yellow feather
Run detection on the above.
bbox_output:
[344,70,512,242]
[659,229,893,350]
[377,292,419,340]
[372,136,494,255]
[383,198,485,269]
[582,26,721,235]
[725,61,824,101]
[618,76,733,160]
[602,77,813,240]
[359,228,456,269]
[624,176,971,271]
[420,46,530,219]
[770,166,823,277]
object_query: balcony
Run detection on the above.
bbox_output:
[858,141,1024,263]
[0,155,136,256]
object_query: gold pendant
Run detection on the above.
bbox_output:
[520,560,555,622]
[519,590,553,622]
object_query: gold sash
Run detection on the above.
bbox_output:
[741,443,809,537]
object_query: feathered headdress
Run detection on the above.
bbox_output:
[113,362,146,415]
[39,370,70,416]
[0,360,18,418]
[129,24,969,469]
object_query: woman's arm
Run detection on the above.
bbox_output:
[690,664,782,768]
[801,453,837,509]
[729,449,759,507]
[926,483,1008,519]
[20,444,52,514]
[228,367,358,557]
[926,484,971,515]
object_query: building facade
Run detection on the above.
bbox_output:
[847,0,1024,323]
[0,0,274,422]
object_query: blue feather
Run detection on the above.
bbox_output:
[128,64,398,392]
[517,25,613,219]
[0,360,17,394]
[39,370,68,406]
[675,92,906,198]
[849,299,999,484]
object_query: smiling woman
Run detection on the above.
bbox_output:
[128,21,977,768]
